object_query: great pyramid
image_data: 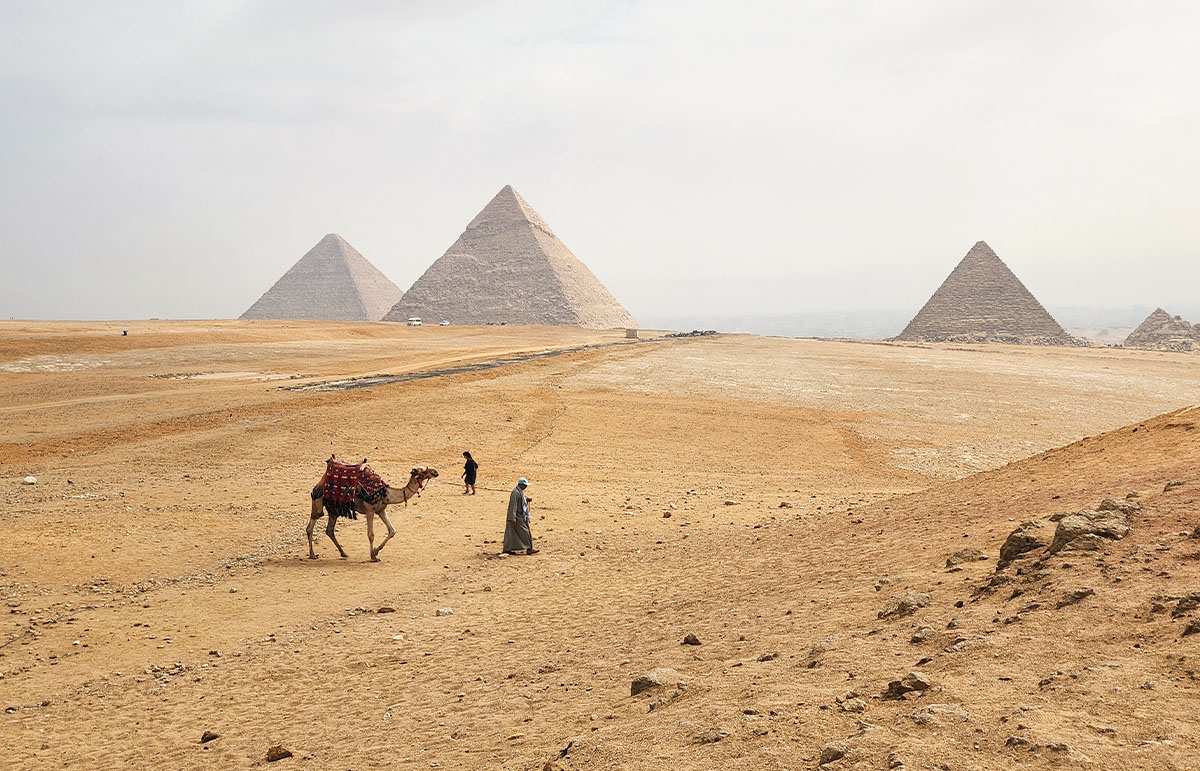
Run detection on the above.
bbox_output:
[241,234,403,322]
[1123,308,1200,352]
[894,241,1076,345]
[382,186,637,328]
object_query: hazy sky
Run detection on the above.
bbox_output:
[2,0,1198,321]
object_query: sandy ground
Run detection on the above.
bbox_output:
[2,321,1199,769]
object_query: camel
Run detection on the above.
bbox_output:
[307,458,439,561]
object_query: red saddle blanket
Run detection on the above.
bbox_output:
[316,459,388,519]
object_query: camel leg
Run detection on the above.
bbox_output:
[307,496,323,559]
[366,510,379,562]
[372,508,397,559]
[325,515,348,559]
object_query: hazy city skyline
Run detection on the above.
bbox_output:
[2,1,1198,323]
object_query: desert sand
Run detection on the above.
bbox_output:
[2,321,1199,769]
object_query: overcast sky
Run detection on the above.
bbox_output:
[2,0,1198,321]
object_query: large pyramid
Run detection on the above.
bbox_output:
[382,186,637,328]
[893,241,1075,344]
[1123,308,1200,352]
[241,234,403,322]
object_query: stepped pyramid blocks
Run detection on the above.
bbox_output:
[894,241,1076,345]
[241,234,403,322]
[383,186,638,329]
[1124,308,1200,351]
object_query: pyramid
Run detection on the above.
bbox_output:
[1123,308,1200,351]
[382,186,637,328]
[893,241,1075,344]
[241,234,403,322]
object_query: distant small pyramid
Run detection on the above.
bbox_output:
[1124,308,1200,351]
[383,186,637,328]
[894,241,1075,344]
[241,234,403,322]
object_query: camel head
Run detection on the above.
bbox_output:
[410,466,439,481]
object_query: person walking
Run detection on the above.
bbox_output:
[503,477,537,555]
[461,451,478,495]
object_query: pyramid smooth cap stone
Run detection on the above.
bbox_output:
[383,186,637,329]
[894,241,1074,344]
[241,234,403,322]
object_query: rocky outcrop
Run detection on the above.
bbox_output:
[383,186,637,329]
[1123,308,1200,352]
[241,234,403,322]
[894,241,1077,345]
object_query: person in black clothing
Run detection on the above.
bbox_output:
[461,451,478,495]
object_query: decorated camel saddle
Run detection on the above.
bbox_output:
[313,457,389,519]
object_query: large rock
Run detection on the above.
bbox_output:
[999,521,1051,564]
[1048,509,1130,555]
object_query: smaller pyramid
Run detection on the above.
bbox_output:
[383,186,637,328]
[241,234,403,322]
[1123,308,1200,352]
[894,241,1076,345]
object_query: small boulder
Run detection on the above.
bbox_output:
[883,671,932,700]
[1164,481,1185,492]
[266,745,293,762]
[200,731,219,743]
[631,667,683,696]
[910,627,933,644]
[377,606,396,614]
[436,607,454,616]
[999,521,1051,564]
[1048,509,1130,555]
[840,698,867,713]
[1055,587,1095,609]
[818,742,849,765]
[1183,619,1200,637]
[682,633,701,646]
[21,476,36,485]
[945,547,986,567]
[1172,593,1200,618]
[878,591,931,619]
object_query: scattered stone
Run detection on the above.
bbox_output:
[882,671,933,700]
[946,617,966,629]
[21,476,36,485]
[631,668,683,696]
[200,731,219,743]
[1183,619,1200,637]
[910,703,969,725]
[1164,481,1185,492]
[724,500,737,506]
[999,521,1051,564]
[945,547,986,567]
[662,512,671,518]
[779,501,792,508]
[266,745,293,762]
[695,727,729,744]
[1056,587,1096,609]
[841,698,867,713]
[436,608,454,616]
[818,742,849,765]
[1005,735,1031,748]
[886,750,905,769]
[1048,508,1131,555]
[648,683,687,711]
[910,627,933,644]
[757,652,781,662]
[377,606,396,614]
[682,634,701,646]
[878,591,931,619]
